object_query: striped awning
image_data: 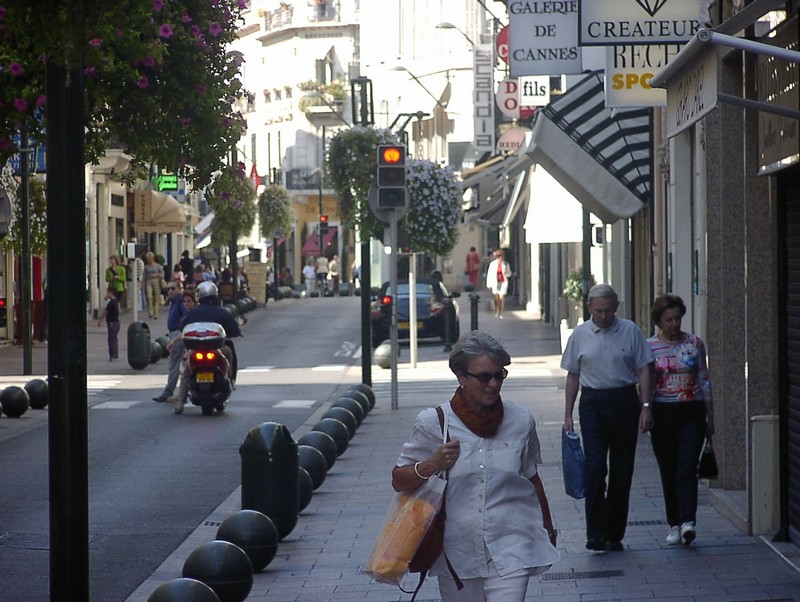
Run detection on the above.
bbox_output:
[526,71,652,223]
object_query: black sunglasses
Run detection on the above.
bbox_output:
[464,368,508,383]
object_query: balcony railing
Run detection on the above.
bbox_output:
[285,168,322,190]
[263,2,341,33]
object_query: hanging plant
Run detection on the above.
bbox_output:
[258,184,292,239]
[0,163,47,256]
[205,161,257,247]
[563,268,596,302]
[403,159,461,256]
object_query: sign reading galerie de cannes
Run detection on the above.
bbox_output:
[508,1,582,76]
[579,0,705,46]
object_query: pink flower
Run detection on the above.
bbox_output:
[136,76,150,89]
[0,139,11,151]
[84,66,97,77]
[141,56,155,68]
[180,117,191,126]
[35,95,46,109]
[208,22,223,37]
[159,24,173,38]
[0,7,6,20]
[89,38,102,48]
[191,24,202,38]
[115,28,124,37]
[13,98,29,112]
[181,13,192,23]
[9,62,23,76]
[152,0,164,11]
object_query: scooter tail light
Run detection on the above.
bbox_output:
[205,351,216,361]
[193,352,204,361]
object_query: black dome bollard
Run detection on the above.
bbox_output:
[239,422,298,540]
[216,510,279,572]
[155,335,170,358]
[149,340,163,364]
[24,379,48,410]
[340,389,370,418]
[147,578,220,602]
[298,431,337,471]
[321,407,357,440]
[348,383,376,411]
[1,386,29,418]
[298,445,327,491]
[182,540,253,602]
[312,418,349,457]
[331,397,364,426]
[298,467,313,512]
[127,321,151,370]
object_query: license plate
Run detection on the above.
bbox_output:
[398,321,423,330]
[197,372,214,383]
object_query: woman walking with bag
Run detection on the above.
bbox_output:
[648,294,715,546]
[391,331,559,600]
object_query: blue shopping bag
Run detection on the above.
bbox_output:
[562,430,585,499]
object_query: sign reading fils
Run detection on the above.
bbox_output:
[376,144,407,209]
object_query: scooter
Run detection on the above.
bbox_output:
[181,322,238,416]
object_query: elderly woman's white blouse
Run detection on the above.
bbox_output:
[396,401,560,579]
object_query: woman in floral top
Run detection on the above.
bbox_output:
[648,294,715,546]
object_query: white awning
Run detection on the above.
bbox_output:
[194,211,215,235]
[134,190,187,233]
[526,71,651,224]
[524,165,583,244]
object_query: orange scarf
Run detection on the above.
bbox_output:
[449,387,504,438]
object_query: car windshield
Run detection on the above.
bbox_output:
[396,283,435,296]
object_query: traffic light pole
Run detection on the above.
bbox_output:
[389,212,398,410]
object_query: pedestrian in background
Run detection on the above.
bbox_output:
[179,250,194,284]
[648,293,715,546]
[98,286,120,361]
[303,259,316,294]
[561,284,654,552]
[485,249,511,318]
[153,282,187,403]
[329,254,340,296]
[143,251,163,320]
[315,254,329,294]
[392,331,559,599]
[465,246,481,289]
[105,255,127,308]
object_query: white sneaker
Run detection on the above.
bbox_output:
[665,526,681,545]
[680,522,696,545]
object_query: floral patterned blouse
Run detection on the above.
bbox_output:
[647,333,712,403]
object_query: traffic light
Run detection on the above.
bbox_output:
[376,144,407,209]
[319,214,329,235]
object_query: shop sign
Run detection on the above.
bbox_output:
[664,44,717,138]
[509,1,582,76]
[496,78,538,119]
[496,25,510,64]
[497,127,531,154]
[757,17,800,174]
[474,44,496,154]
[579,0,704,46]
[519,75,551,106]
[606,44,682,107]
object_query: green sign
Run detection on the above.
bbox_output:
[155,174,179,191]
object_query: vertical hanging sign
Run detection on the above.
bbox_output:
[474,44,496,155]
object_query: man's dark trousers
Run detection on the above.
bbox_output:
[578,386,640,544]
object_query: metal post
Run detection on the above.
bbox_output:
[47,61,89,601]
[408,253,417,368]
[19,124,32,374]
[582,208,592,322]
[360,239,372,387]
[230,146,239,306]
[442,296,453,352]
[273,236,280,301]
[469,290,480,331]
[389,213,398,410]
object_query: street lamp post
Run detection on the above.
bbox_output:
[435,21,476,46]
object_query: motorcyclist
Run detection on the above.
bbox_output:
[168,281,242,414]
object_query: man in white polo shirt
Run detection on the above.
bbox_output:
[561,284,653,552]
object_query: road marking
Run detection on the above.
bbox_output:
[239,366,275,373]
[88,379,122,389]
[311,365,346,372]
[274,400,317,408]
[334,341,359,358]
[92,401,140,409]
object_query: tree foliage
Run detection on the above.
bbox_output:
[257,184,292,240]
[206,162,256,247]
[0,163,46,256]
[0,0,248,187]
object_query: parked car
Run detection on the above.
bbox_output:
[371,280,460,347]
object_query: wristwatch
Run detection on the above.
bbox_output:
[642,402,652,408]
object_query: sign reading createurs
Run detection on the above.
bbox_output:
[508,0,582,76]
[474,44,496,155]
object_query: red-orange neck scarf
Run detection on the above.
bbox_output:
[449,387,504,438]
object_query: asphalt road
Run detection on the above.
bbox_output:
[0,295,369,601]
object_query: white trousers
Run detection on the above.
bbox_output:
[438,560,533,602]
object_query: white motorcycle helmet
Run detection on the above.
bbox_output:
[196,281,218,301]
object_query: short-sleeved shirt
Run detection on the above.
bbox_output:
[648,334,711,403]
[560,316,653,389]
[396,401,560,579]
[105,298,119,323]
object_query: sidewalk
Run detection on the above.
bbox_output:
[127,307,800,602]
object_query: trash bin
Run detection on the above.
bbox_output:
[239,422,298,540]
[127,321,151,370]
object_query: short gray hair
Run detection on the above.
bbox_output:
[588,283,618,302]
[449,331,511,374]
